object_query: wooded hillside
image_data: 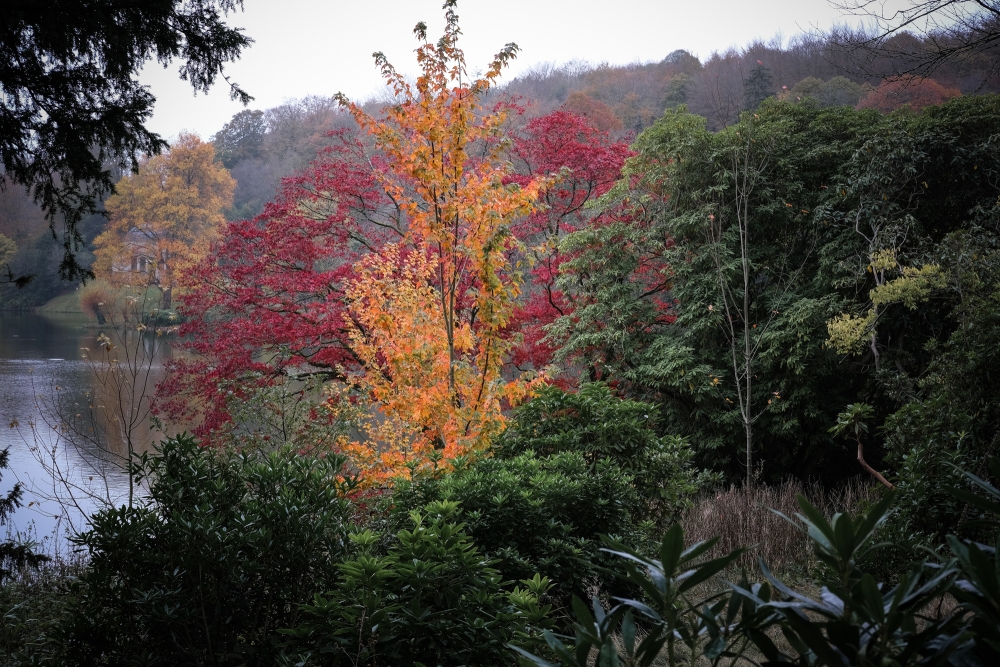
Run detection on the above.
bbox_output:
[2,23,996,309]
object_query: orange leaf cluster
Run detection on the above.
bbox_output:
[333,5,548,481]
[856,75,961,113]
[339,245,546,484]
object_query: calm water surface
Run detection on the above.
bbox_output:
[0,313,171,549]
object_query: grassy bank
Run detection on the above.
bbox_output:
[34,285,172,321]
[35,291,86,315]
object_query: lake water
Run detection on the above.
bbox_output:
[0,313,172,551]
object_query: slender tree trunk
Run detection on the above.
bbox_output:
[745,385,752,485]
[159,250,171,311]
[714,117,783,487]
[735,133,757,486]
[856,437,895,489]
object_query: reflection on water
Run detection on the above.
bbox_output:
[0,312,174,548]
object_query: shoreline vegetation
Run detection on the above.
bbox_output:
[10,287,184,334]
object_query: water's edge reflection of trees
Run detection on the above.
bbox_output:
[22,292,172,535]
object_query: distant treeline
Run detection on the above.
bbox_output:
[501,26,998,133]
[2,24,996,309]
[215,25,999,223]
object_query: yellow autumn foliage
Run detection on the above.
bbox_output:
[93,134,234,308]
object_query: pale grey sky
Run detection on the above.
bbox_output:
[139,0,871,140]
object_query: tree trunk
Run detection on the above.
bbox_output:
[744,250,752,486]
[856,439,895,490]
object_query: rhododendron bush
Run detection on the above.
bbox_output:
[159,2,629,482]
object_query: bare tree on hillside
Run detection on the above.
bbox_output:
[832,0,1000,89]
[690,50,747,130]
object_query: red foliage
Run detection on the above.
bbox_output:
[508,111,633,372]
[157,139,390,434]
[159,112,630,436]
[856,75,961,113]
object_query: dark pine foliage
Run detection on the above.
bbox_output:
[0,446,47,581]
[0,0,251,280]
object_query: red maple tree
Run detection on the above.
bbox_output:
[508,111,632,373]
[157,140,389,434]
[856,75,961,112]
[159,110,629,441]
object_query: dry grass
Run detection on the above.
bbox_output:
[593,480,923,665]
[682,477,883,573]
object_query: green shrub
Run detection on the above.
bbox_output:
[63,434,356,666]
[392,384,715,608]
[494,383,663,461]
[392,451,640,607]
[893,430,971,538]
[0,559,82,667]
[494,383,717,526]
[284,500,551,667]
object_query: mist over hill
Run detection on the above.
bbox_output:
[211,24,998,224]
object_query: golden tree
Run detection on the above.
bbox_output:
[333,2,547,481]
[93,133,235,309]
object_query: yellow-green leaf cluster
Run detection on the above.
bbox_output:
[870,264,948,309]
[828,257,947,354]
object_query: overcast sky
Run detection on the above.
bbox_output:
[139,0,873,141]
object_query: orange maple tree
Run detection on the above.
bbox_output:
[331,1,547,480]
[336,244,515,480]
[93,134,234,309]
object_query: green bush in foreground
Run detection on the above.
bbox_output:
[47,436,550,667]
[63,434,356,666]
[283,500,551,667]
[392,451,639,608]
[494,383,718,525]
[393,383,716,608]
